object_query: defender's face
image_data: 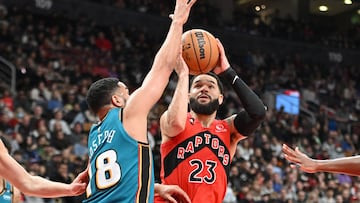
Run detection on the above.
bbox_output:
[117,82,129,99]
[112,81,129,108]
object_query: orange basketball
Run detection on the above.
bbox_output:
[181,29,219,75]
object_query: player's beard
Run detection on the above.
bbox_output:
[189,97,219,115]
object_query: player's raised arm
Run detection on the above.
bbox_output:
[214,39,266,138]
[123,0,196,142]
[125,0,196,116]
[160,54,189,141]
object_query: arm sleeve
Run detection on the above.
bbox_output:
[218,68,266,136]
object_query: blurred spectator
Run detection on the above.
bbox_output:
[72,135,88,158]
[30,81,51,107]
[223,183,237,203]
[319,188,336,203]
[48,109,72,136]
[49,162,76,203]
[236,139,254,161]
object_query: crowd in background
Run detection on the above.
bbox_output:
[1,1,360,203]
[83,0,360,49]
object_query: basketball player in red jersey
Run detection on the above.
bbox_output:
[154,39,267,202]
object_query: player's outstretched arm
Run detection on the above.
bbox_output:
[127,0,196,115]
[283,144,360,176]
[0,142,87,198]
[155,183,191,203]
[123,0,196,143]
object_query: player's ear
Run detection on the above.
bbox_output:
[218,94,224,105]
[111,95,124,108]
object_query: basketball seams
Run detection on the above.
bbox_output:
[203,32,212,73]
[189,30,202,74]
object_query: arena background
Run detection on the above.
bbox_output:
[0,0,360,202]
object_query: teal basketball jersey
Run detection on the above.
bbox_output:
[83,108,154,203]
[0,180,13,203]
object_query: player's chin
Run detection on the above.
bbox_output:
[198,100,210,105]
[197,97,211,103]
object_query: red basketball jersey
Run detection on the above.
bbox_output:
[157,113,232,203]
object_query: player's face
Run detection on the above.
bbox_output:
[113,81,129,108]
[189,74,223,115]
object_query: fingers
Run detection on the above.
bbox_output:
[215,38,225,54]
[161,185,191,203]
[295,146,303,155]
[283,146,300,162]
[166,195,177,203]
[187,0,197,7]
[77,170,89,183]
[284,153,301,164]
[172,0,197,23]
[282,144,301,164]
[171,186,191,203]
[282,144,296,156]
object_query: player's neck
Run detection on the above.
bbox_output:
[98,105,114,121]
[190,111,216,128]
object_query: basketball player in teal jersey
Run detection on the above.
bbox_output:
[83,0,196,202]
[0,136,21,203]
[0,136,87,200]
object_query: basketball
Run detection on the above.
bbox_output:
[181,29,219,75]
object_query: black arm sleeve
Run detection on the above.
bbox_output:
[218,68,266,136]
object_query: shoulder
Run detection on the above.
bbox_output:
[223,115,236,130]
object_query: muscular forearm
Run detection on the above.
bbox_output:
[164,73,188,135]
[315,156,360,176]
[139,20,184,113]
[153,20,184,70]
[21,176,73,198]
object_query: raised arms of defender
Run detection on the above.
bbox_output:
[122,0,196,143]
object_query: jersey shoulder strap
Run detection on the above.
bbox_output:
[118,108,123,122]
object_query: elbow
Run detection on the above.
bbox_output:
[18,178,36,196]
[250,105,267,122]
[154,51,176,69]
[254,109,266,122]
[167,119,186,137]
[169,121,186,134]
[234,109,266,136]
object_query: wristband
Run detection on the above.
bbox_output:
[218,68,238,85]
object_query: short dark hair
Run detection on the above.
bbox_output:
[0,136,12,153]
[86,77,120,113]
[190,72,224,94]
